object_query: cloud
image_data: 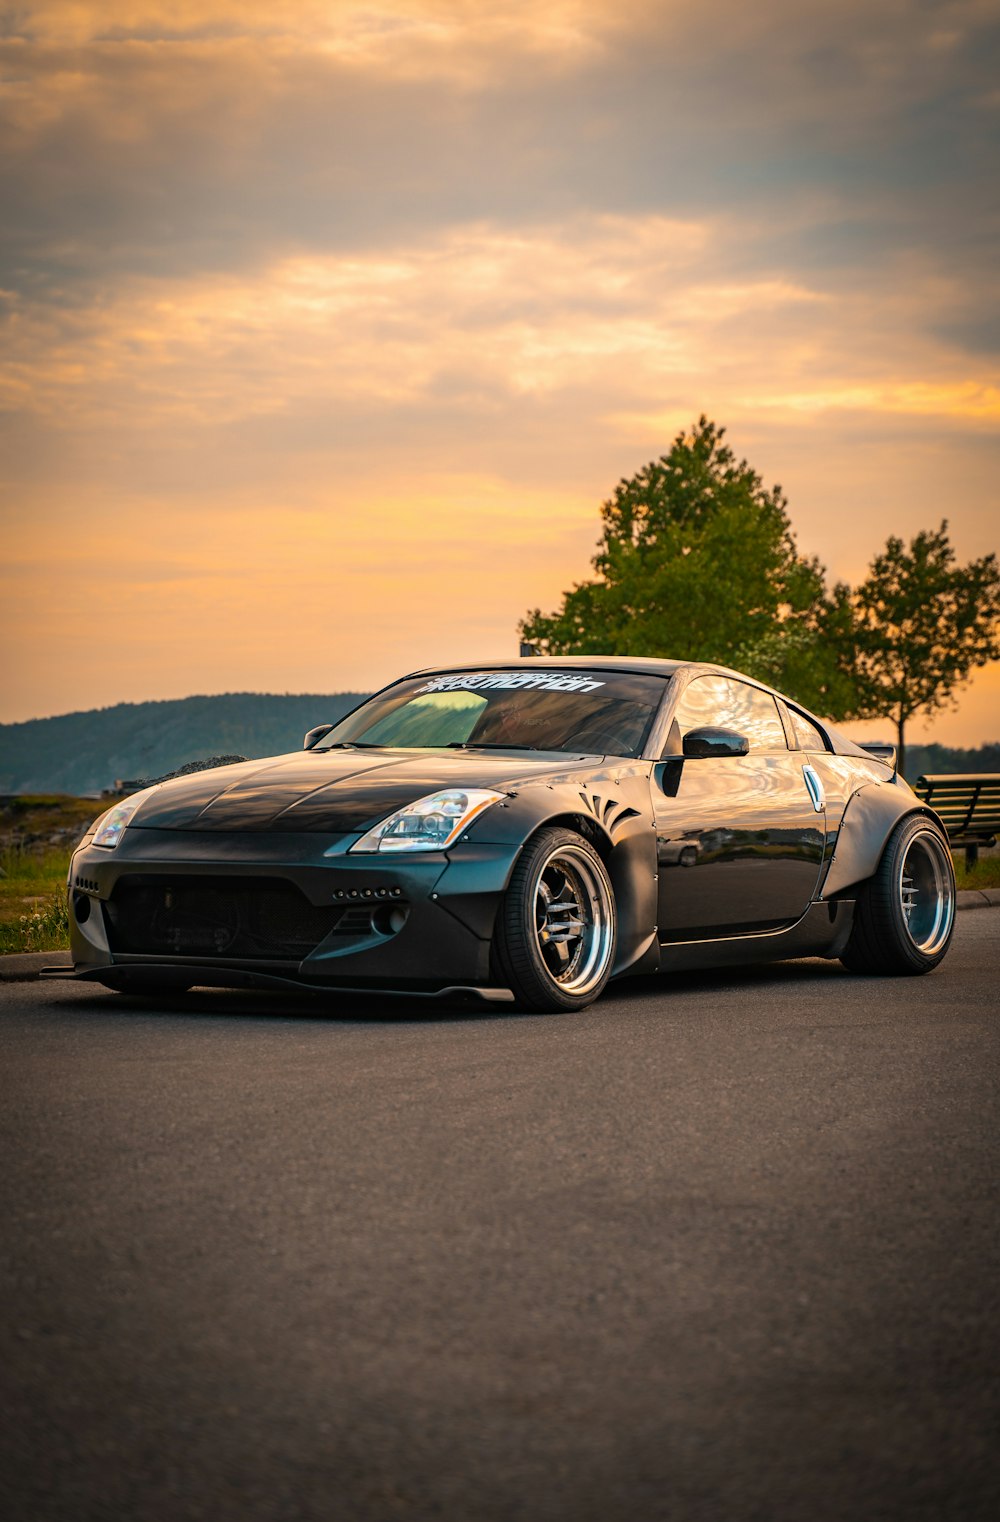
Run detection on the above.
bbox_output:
[3,212,995,637]
[1,2,997,729]
[6,2,617,56]
[1,1,997,302]
[4,216,995,455]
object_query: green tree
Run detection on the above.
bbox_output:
[843,522,1000,777]
[520,417,845,712]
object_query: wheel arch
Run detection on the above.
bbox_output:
[534,809,613,862]
[453,776,659,981]
[510,807,659,979]
[822,782,950,900]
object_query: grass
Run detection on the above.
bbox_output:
[0,891,69,955]
[0,793,104,836]
[0,794,996,957]
[953,856,1000,892]
[0,795,100,955]
[0,843,75,953]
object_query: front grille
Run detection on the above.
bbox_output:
[104,876,344,961]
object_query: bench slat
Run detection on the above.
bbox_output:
[913,773,1000,846]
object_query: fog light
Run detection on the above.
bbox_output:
[372,903,410,936]
[73,892,91,924]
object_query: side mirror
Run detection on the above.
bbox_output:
[682,726,749,759]
[303,723,335,751]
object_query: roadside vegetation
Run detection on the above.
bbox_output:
[0,792,996,957]
[0,796,100,955]
[953,856,1000,893]
[0,845,72,953]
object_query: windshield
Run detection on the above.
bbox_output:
[319,669,670,758]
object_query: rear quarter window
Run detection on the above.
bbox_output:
[789,709,828,752]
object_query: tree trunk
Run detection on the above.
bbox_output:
[896,713,906,780]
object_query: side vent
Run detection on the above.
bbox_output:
[577,791,641,839]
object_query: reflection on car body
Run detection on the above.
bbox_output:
[658,838,700,868]
[67,658,957,1011]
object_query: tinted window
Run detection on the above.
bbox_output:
[321,669,670,757]
[674,676,787,753]
[789,709,827,752]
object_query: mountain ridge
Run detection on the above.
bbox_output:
[0,691,368,795]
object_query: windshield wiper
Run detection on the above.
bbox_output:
[450,741,541,751]
[320,741,385,750]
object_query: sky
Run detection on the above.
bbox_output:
[1,0,998,744]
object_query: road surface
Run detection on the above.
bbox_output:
[2,912,998,1521]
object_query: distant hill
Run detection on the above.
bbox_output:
[0,692,367,795]
[904,741,1000,782]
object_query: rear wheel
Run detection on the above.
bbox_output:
[496,828,617,1012]
[840,815,955,976]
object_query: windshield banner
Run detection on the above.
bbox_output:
[417,671,607,695]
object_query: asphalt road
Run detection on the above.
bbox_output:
[2,913,998,1522]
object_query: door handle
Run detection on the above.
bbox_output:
[802,764,825,812]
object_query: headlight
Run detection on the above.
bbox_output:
[92,786,158,849]
[350,789,504,854]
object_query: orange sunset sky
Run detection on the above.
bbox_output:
[2,0,998,743]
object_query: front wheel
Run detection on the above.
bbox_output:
[840,815,955,976]
[496,828,617,1012]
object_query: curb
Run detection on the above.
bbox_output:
[956,888,1000,912]
[2,890,997,984]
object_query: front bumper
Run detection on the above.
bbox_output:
[68,826,521,996]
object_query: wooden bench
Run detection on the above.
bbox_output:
[913,774,1000,868]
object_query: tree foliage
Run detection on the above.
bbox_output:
[841,522,1000,774]
[520,417,843,712]
[519,422,1000,750]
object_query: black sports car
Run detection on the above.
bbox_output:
[67,658,956,1011]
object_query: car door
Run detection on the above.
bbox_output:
[652,674,826,940]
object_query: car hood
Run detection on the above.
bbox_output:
[127,748,608,834]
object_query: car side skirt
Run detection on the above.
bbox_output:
[657,898,855,973]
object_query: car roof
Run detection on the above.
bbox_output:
[406,656,690,679]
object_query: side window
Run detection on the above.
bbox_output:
[672,676,729,739]
[674,676,788,753]
[789,708,828,752]
[728,680,787,751]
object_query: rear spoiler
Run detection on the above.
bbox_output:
[860,742,897,771]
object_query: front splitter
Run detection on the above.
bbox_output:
[48,962,516,1003]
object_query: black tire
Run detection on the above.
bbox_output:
[840,814,956,976]
[496,827,617,1012]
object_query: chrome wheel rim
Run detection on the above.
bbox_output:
[897,829,954,956]
[532,843,614,996]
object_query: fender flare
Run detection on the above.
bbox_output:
[527,803,660,978]
[820,782,948,900]
[437,777,661,978]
